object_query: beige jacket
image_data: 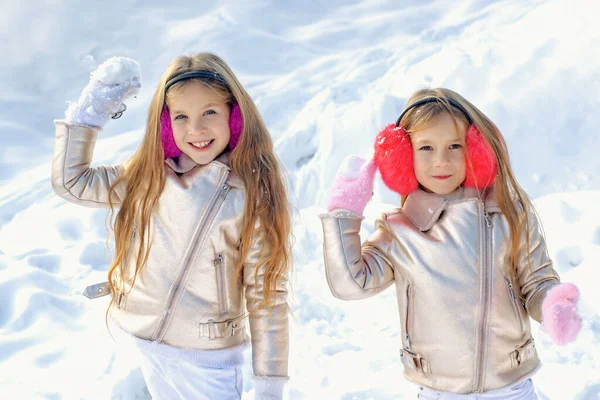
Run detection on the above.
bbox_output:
[52,122,289,377]
[320,187,559,394]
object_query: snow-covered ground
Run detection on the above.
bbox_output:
[1,0,599,398]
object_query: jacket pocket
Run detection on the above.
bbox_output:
[214,254,229,316]
[404,283,414,351]
[504,276,524,334]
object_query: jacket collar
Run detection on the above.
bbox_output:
[401,186,501,232]
[165,152,231,174]
[164,152,245,189]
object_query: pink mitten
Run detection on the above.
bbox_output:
[541,283,582,345]
[327,155,377,215]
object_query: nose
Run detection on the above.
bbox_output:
[433,149,450,167]
[189,118,207,136]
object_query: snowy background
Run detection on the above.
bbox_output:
[1,0,600,398]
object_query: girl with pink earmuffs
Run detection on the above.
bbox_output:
[52,53,292,399]
[320,88,582,399]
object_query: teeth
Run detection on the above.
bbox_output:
[190,140,212,148]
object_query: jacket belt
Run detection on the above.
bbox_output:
[199,314,247,340]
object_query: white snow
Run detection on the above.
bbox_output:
[1,0,599,399]
[91,57,141,86]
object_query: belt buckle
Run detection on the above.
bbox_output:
[225,319,239,337]
[208,319,216,340]
[400,349,430,374]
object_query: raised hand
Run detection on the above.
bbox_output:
[327,155,377,216]
[65,56,141,129]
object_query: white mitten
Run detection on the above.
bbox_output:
[65,56,141,129]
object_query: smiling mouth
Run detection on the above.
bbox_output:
[433,175,452,180]
[189,139,214,150]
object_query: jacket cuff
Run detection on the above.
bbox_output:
[319,209,364,220]
[528,280,560,322]
[54,119,102,131]
[254,375,288,400]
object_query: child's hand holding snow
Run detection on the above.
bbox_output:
[65,56,141,129]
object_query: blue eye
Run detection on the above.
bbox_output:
[419,146,432,151]
[174,114,186,120]
[204,110,216,116]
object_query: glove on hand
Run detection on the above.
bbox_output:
[65,56,141,129]
[541,283,582,345]
[327,155,377,216]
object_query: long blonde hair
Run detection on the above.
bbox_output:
[400,88,533,290]
[106,53,291,319]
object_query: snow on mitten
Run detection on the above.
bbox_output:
[541,283,582,345]
[65,56,141,129]
[327,155,377,216]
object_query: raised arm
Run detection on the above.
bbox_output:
[320,155,395,300]
[51,57,141,208]
[321,211,395,300]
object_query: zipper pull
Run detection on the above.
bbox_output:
[405,333,411,350]
[213,254,223,266]
[219,184,230,198]
[504,276,516,298]
[484,211,492,228]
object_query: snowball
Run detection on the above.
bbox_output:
[91,56,140,85]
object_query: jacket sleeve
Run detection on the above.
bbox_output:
[320,210,395,300]
[51,121,127,207]
[517,206,560,322]
[243,223,289,378]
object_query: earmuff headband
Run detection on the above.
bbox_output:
[165,71,228,92]
[395,97,474,127]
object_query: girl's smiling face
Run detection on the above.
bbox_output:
[411,112,467,195]
[168,81,231,165]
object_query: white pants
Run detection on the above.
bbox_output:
[418,379,537,400]
[139,352,243,400]
[109,319,245,400]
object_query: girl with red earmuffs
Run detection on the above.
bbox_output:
[320,88,582,399]
[52,53,291,399]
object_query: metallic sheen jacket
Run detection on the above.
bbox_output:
[52,122,289,377]
[320,187,559,394]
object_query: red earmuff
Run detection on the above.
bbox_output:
[374,123,418,196]
[463,124,497,188]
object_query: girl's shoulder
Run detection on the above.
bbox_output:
[375,208,421,234]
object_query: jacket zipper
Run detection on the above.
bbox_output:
[152,173,231,342]
[213,254,229,316]
[405,283,413,351]
[505,276,524,334]
[474,208,493,393]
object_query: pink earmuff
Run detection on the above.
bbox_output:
[373,123,497,196]
[160,103,243,159]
